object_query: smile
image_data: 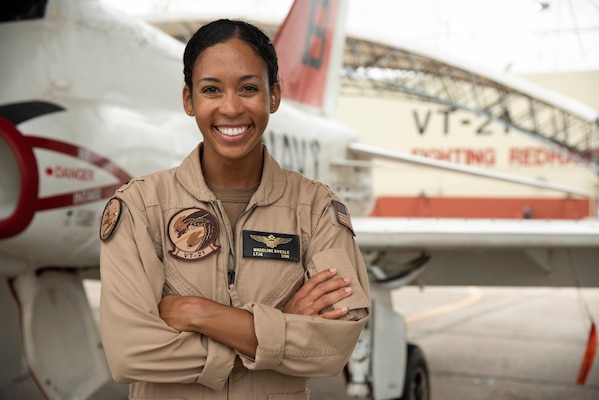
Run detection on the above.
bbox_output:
[216,126,250,137]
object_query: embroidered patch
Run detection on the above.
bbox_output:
[332,200,354,236]
[99,197,123,241]
[243,230,300,262]
[167,208,220,260]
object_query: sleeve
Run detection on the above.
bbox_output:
[99,195,236,390]
[237,198,370,377]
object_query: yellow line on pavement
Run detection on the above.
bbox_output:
[405,286,483,324]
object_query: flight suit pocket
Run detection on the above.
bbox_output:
[308,248,369,321]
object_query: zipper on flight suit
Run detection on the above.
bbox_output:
[211,199,256,398]
[227,201,258,288]
[210,200,235,292]
[211,199,257,297]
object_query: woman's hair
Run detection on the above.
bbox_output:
[183,19,279,91]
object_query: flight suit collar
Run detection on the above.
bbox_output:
[252,145,287,206]
[175,144,215,202]
[175,143,287,206]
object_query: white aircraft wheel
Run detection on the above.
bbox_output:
[399,344,430,400]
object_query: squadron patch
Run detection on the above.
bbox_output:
[99,197,123,241]
[168,208,220,260]
[332,200,355,236]
[243,230,300,262]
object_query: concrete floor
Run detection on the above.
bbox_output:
[309,285,599,399]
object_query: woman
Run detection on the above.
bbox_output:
[99,19,370,399]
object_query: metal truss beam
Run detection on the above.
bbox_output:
[340,37,599,171]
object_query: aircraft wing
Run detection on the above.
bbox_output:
[345,138,599,289]
[353,217,599,288]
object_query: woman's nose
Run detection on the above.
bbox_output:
[219,93,244,116]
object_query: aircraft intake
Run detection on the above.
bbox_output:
[0,117,39,239]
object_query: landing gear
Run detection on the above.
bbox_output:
[399,344,430,400]
[346,296,431,400]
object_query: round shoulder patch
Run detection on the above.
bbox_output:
[99,198,123,241]
[168,208,220,260]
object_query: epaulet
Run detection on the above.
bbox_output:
[330,199,355,236]
[116,176,145,193]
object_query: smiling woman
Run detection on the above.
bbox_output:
[99,16,370,400]
[182,34,278,184]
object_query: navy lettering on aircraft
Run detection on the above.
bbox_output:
[264,129,321,178]
[302,0,330,69]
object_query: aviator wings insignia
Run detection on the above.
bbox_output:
[250,234,293,248]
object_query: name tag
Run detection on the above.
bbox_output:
[242,230,300,262]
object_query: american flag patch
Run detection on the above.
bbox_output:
[332,200,354,236]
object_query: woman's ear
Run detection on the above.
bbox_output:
[270,83,282,113]
[182,85,194,116]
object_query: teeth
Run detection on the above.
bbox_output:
[218,126,248,136]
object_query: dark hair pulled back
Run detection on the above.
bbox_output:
[183,19,279,91]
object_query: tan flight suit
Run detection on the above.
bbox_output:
[100,144,370,399]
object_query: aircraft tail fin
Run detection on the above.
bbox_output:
[273,0,348,116]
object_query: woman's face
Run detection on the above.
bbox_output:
[183,38,280,164]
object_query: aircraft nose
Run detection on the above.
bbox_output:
[0,117,38,239]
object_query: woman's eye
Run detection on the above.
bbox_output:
[241,85,258,93]
[202,86,219,94]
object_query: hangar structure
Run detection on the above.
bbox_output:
[338,35,599,170]
[153,20,599,173]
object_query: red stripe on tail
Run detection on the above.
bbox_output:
[274,0,341,111]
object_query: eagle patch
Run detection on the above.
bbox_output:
[167,208,220,260]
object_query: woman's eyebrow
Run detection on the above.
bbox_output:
[196,75,263,85]
[196,77,220,84]
[239,74,263,82]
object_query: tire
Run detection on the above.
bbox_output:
[399,344,430,400]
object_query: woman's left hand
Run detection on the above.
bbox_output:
[282,268,352,319]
